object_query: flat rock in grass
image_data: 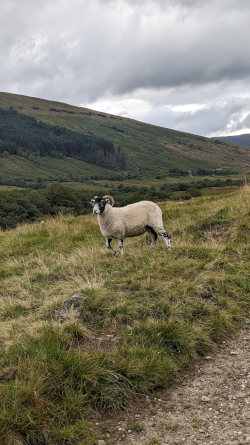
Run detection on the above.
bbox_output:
[55,293,86,318]
[201,396,211,402]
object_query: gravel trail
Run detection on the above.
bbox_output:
[111,327,249,445]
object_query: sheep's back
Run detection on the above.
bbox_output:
[114,201,163,236]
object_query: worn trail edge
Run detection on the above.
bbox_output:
[112,327,249,445]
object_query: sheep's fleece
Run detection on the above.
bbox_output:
[98,201,164,239]
[91,196,172,254]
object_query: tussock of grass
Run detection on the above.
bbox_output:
[0,186,249,443]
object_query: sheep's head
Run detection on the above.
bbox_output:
[90,195,114,214]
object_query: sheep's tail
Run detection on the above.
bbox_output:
[102,195,115,206]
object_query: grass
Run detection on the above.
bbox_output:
[150,438,160,444]
[62,174,249,191]
[127,421,144,432]
[0,186,249,444]
[0,185,24,191]
[0,154,113,182]
[165,424,179,431]
[1,92,250,182]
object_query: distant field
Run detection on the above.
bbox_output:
[0,185,24,191]
[201,185,243,196]
[63,173,249,191]
[0,186,249,444]
[1,173,247,196]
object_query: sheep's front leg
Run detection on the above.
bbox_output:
[106,238,118,256]
[118,239,124,256]
[162,230,172,250]
[156,228,172,250]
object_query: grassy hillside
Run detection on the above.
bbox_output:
[0,92,249,185]
[0,152,113,183]
[0,108,125,171]
[0,186,249,444]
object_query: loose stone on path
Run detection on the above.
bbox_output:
[115,327,249,445]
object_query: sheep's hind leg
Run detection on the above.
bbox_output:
[156,228,172,250]
[118,239,124,256]
[106,238,118,256]
[146,225,158,249]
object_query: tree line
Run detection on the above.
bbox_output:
[0,177,243,230]
[0,109,126,170]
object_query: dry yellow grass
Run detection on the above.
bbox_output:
[0,186,249,444]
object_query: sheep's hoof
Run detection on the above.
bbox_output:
[166,241,172,250]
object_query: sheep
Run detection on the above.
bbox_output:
[90,194,172,256]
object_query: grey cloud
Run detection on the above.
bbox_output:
[1,0,250,136]
[1,0,250,100]
[88,80,250,136]
[240,113,250,128]
[119,0,214,8]
[141,95,250,136]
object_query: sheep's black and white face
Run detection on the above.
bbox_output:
[90,197,108,214]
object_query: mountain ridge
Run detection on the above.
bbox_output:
[214,133,250,147]
[0,92,249,184]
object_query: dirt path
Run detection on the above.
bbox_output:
[109,326,249,445]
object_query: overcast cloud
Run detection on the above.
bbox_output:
[1,0,250,136]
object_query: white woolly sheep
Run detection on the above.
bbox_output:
[90,194,172,255]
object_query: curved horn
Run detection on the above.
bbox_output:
[93,195,98,199]
[102,195,115,206]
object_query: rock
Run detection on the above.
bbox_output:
[245,319,250,325]
[54,293,86,318]
[236,392,246,398]
[98,440,106,445]
[202,396,211,402]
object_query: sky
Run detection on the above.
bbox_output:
[1,0,250,137]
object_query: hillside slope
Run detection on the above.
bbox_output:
[0,186,249,443]
[0,92,249,183]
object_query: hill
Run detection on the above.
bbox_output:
[0,108,125,170]
[0,186,249,443]
[214,133,250,147]
[0,92,249,186]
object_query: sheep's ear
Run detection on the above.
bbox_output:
[90,199,95,205]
